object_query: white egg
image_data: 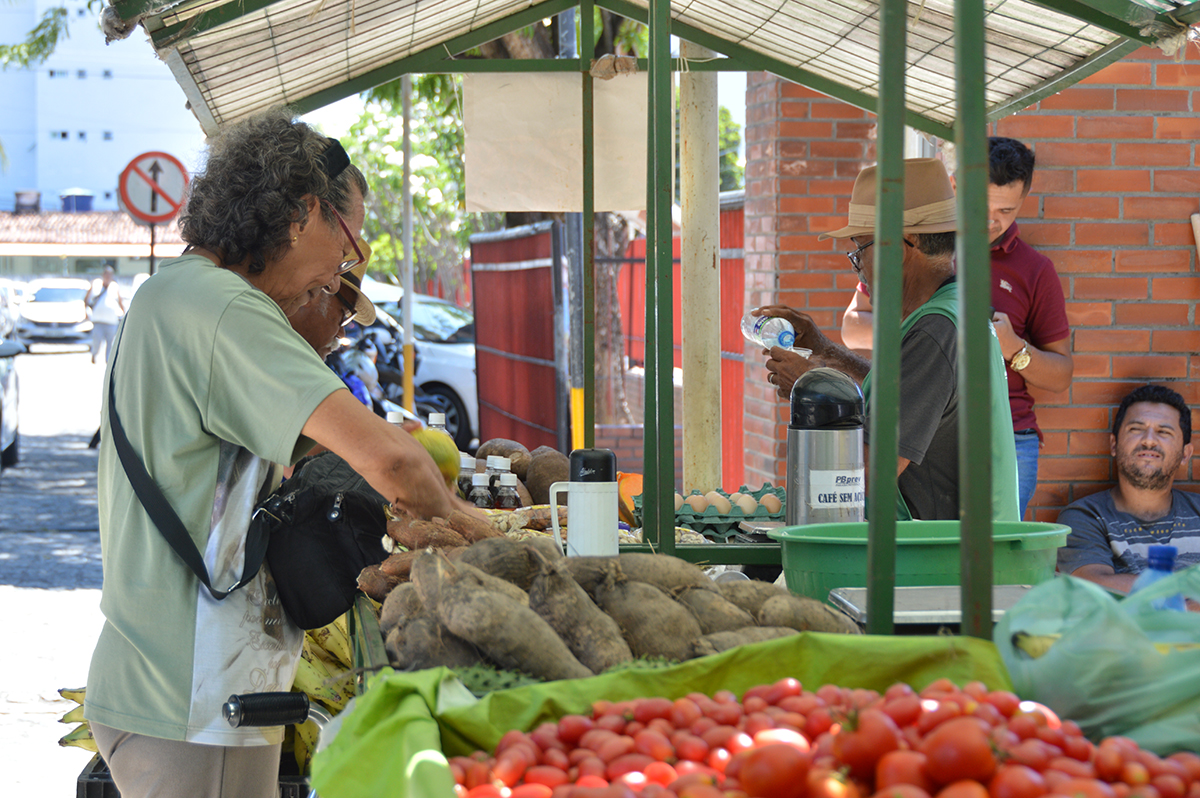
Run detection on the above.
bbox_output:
[735,494,759,515]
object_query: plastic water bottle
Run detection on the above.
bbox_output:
[1131,544,1186,611]
[427,413,447,434]
[742,313,796,349]
[456,452,477,499]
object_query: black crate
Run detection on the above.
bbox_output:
[77,754,308,798]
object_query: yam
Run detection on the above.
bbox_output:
[528,556,633,673]
[455,561,530,606]
[379,549,419,580]
[717,579,792,617]
[676,587,756,634]
[595,577,703,662]
[525,447,570,505]
[457,536,540,589]
[561,556,622,598]
[616,553,720,596]
[757,594,862,635]
[522,535,564,565]
[357,564,401,603]
[379,581,423,635]
[385,513,421,546]
[410,551,454,611]
[389,612,482,671]
[446,509,503,543]
[436,571,593,681]
[476,438,533,482]
[392,519,466,551]
[689,626,800,659]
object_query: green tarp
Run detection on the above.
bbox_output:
[312,631,1013,798]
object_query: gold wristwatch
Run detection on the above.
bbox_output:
[1009,340,1031,372]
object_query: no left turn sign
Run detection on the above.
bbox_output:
[119,151,189,225]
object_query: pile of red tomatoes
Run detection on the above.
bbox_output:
[449,677,1200,798]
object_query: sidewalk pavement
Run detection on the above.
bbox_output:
[0,350,106,798]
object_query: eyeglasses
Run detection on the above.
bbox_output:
[321,199,365,275]
[333,291,358,328]
[847,238,874,274]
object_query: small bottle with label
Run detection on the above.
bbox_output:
[427,412,447,434]
[468,473,494,509]
[485,455,512,500]
[457,452,477,499]
[495,473,522,510]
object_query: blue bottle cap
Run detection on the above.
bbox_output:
[778,329,796,348]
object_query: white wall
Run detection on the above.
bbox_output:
[0,0,206,212]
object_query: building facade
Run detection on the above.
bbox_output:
[0,0,205,216]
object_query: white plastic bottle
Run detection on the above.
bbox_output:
[741,313,796,349]
[1130,544,1186,611]
[427,412,447,434]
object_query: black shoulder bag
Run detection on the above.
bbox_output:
[107,341,389,630]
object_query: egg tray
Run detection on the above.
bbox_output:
[633,484,786,543]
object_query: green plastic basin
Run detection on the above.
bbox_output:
[766,521,1069,601]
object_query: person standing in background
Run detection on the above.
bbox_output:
[840,137,1073,519]
[85,266,126,365]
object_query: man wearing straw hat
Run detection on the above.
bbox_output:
[755,158,1019,523]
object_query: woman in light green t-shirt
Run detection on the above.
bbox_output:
[86,109,466,798]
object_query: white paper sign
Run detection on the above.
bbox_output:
[464,72,648,212]
[808,469,866,510]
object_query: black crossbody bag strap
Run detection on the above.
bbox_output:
[106,337,268,600]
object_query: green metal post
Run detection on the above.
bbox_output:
[643,0,676,553]
[582,0,596,449]
[865,0,907,636]
[955,0,995,639]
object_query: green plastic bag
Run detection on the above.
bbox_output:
[312,631,1012,798]
[994,569,1200,755]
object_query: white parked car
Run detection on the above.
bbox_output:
[0,338,21,470]
[15,277,93,345]
[359,277,478,449]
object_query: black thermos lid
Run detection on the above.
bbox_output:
[789,367,865,430]
[569,448,617,482]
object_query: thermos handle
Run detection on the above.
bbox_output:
[548,482,569,555]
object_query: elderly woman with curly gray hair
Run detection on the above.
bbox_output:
[82,109,462,798]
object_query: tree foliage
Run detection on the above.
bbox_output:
[0,0,104,69]
[344,76,503,291]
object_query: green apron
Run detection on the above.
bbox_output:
[861,281,1020,522]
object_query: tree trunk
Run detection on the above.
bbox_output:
[594,212,634,424]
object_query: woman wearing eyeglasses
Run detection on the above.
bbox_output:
[83,109,464,798]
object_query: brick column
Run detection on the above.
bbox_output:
[742,73,877,489]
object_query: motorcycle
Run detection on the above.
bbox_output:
[329,322,454,428]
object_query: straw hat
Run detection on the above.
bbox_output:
[337,237,376,326]
[818,158,957,240]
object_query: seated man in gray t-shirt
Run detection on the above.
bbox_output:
[1057,384,1200,593]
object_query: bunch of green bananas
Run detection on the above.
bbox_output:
[57,687,96,753]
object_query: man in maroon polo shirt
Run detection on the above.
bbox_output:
[840,137,1074,519]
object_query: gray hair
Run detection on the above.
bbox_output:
[179,108,369,275]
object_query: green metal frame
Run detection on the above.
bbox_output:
[865,0,907,636]
[955,0,995,640]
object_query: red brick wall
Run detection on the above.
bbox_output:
[743,44,1200,517]
[994,45,1200,521]
[742,73,877,488]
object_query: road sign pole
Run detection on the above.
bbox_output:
[150,225,157,276]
